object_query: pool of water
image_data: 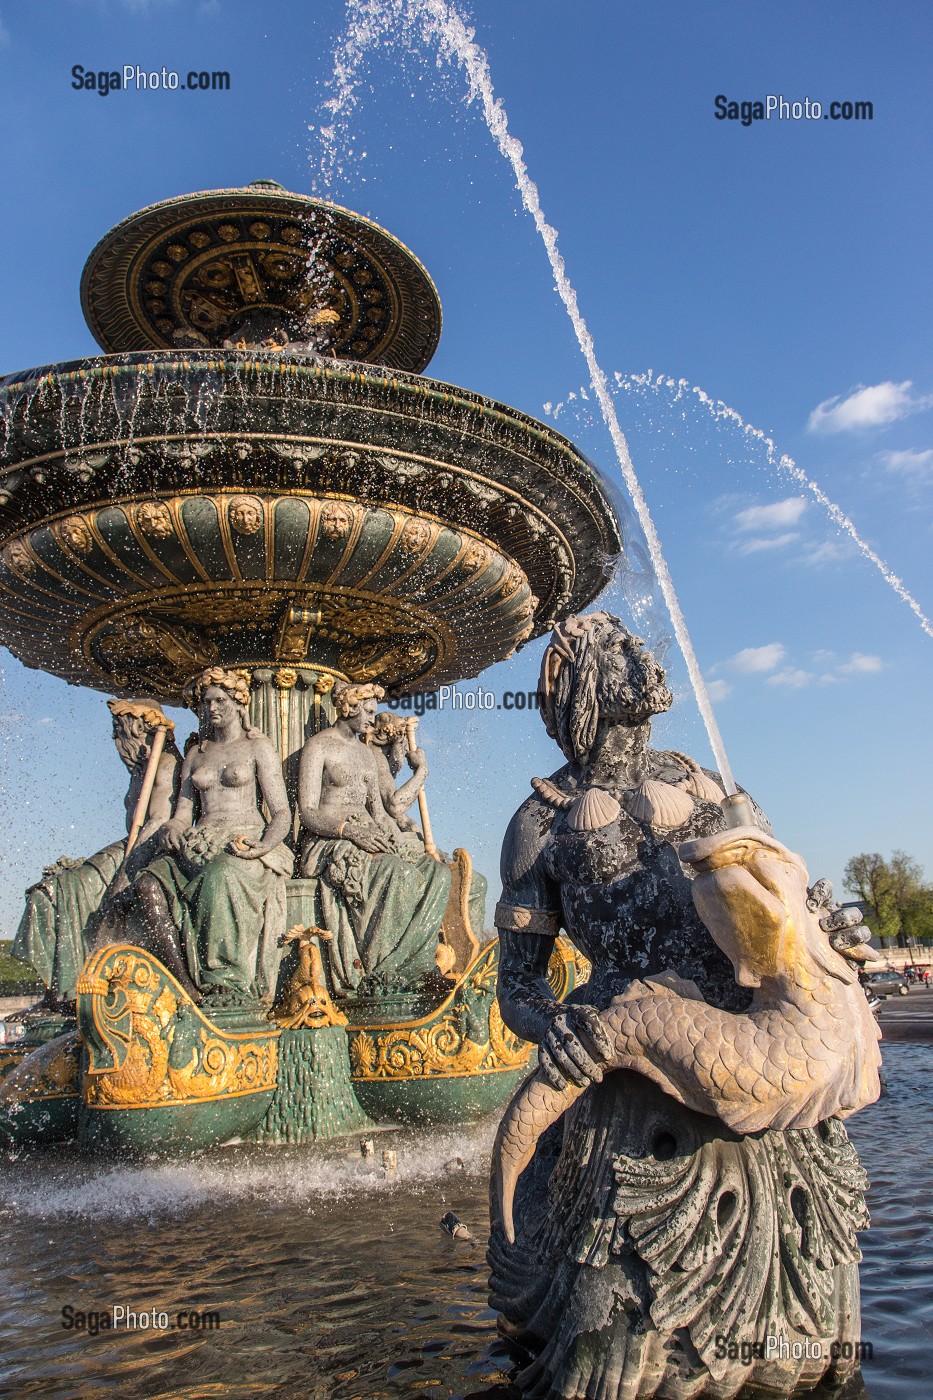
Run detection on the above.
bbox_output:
[0,1042,929,1399]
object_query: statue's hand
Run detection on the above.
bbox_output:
[228,834,266,859]
[406,746,427,773]
[343,820,393,854]
[538,1006,612,1092]
[160,822,186,855]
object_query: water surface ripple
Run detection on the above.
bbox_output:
[0,1044,928,1398]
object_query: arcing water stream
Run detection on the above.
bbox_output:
[314,0,740,795]
[614,371,933,642]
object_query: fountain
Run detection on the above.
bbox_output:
[0,165,887,1400]
[0,179,614,1152]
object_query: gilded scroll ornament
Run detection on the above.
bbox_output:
[77,946,279,1110]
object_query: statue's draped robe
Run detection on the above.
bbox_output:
[13,842,125,1002]
[490,760,868,1399]
[301,833,486,994]
[137,824,292,1001]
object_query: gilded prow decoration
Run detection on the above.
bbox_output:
[349,937,584,1083]
[77,945,279,1109]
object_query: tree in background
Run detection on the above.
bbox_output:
[844,851,933,949]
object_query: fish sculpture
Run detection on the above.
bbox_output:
[493,826,882,1243]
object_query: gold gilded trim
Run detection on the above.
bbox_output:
[347,937,583,1083]
[77,945,279,1111]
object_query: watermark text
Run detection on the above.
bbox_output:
[714,94,873,127]
[62,1304,221,1335]
[71,65,231,95]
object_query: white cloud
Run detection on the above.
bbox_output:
[838,652,883,675]
[807,381,933,434]
[768,667,815,689]
[705,678,732,702]
[734,498,807,532]
[728,643,786,674]
[879,448,933,478]
[736,531,801,556]
[798,539,853,566]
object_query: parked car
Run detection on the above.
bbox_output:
[862,970,910,998]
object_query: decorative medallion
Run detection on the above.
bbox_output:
[52,515,94,554]
[400,518,432,554]
[2,538,35,574]
[463,539,492,572]
[135,501,174,538]
[319,500,355,540]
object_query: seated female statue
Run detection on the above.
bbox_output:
[298,683,453,997]
[127,668,292,1005]
[12,699,180,1009]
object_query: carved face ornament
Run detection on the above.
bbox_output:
[228,496,264,535]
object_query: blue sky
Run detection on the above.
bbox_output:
[0,0,930,932]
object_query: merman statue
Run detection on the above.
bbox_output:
[488,612,880,1400]
[12,698,180,1010]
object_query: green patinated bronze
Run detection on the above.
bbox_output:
[0,183,609,1155]
[249,1027,375,1144]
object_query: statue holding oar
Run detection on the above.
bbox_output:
[12,699,181,1009]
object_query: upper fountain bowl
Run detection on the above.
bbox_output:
[80,181,443,372]
[0,184,621,703]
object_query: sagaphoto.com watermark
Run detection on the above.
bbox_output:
[71,65,230,96]
[62,1303,221,1336]
[385,687,541,717]
[714,94,873,127]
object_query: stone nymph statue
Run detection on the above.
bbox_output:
[489,612,881,1400]
[297,682,485,996]
[124,667,293,1006]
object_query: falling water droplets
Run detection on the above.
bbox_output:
[314,0,739,791]
[614,371,933,643]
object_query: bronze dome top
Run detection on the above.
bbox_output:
[80,181,442,372]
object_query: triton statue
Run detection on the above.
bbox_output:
[489,612,880,1400]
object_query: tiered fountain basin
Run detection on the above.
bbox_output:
[0,182,615,1153]
[0,352,619,700]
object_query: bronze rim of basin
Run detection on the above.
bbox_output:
[0,353,621,703]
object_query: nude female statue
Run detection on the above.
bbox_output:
[488,612,871,1400]
[13,699,180,1009]
[127,667,293,1005]
[298,683,452,996]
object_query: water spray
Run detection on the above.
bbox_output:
[317,0,740,797]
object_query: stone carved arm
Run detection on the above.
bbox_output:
[373,744,421,834]
[136,748,180,844]
[159,759,196,853]
[298,737,394,854]
[497,796,611,1091]
[389,746,428,821]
